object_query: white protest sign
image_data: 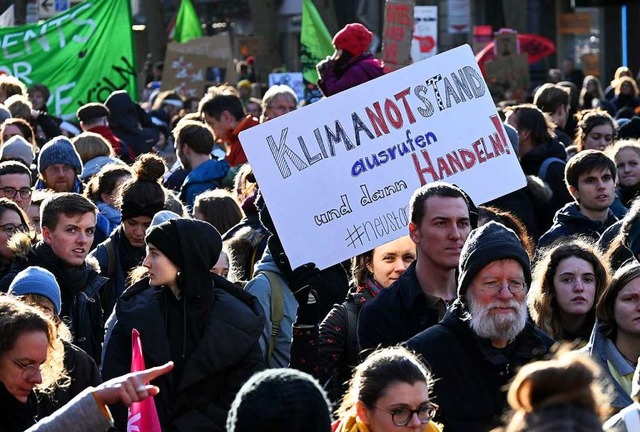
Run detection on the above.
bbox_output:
[412,6,438,62]
[240,44,526,270]
[268,72,305,101]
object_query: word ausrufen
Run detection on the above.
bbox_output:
[265,66,486,179]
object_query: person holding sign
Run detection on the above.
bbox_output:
[316,23,384,97]
[358,182,473,350]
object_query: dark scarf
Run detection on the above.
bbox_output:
[620,183,640,208]
[0,382,38,432]
[31,242,91,319]
[114,226,145,276]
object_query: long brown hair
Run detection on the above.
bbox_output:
[528,239,608,339]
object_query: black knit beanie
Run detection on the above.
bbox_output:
[226,368,331,432]
[145,220,183,268]
[457,221,531,299]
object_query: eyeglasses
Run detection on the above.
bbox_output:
[12,358,40,380]
[0,223,28,236]
[372,402,438,426]
[0,187,32,199]
[481,280,527,296]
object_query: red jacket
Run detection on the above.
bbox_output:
[89,125,135,161]
[226,115,260,167]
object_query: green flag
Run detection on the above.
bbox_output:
[174,0,203,44]
[0,0,136,119]
[300,0,334,84]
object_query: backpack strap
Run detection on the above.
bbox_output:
[260,270,284,366]
[104,239,116,280]
[343,300,359,366]
[538,157,566,181]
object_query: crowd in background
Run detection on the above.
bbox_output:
[2,21,640,432]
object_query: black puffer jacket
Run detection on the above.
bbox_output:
[519,140,572,229]
[407,300,554,432]
[102,220,266,431]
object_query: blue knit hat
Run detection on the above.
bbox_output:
[37,137,83,175]
[8,266,61,316]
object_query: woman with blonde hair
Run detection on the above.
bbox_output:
[71,131,126,181]
[609,139,640,207]
[529,239,609,343]
[334,346,441,432]
[612,76,640,114]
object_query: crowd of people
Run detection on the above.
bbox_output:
[2,20,640,432]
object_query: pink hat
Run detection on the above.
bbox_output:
[333,23,372,56]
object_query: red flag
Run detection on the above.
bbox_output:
[127,329,162,432]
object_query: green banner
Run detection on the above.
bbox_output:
[300,0,334,84]
[0,0,136,119]
[174,0,203,44]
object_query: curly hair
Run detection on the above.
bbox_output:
[0,296,67,394]
[528,238,609,340]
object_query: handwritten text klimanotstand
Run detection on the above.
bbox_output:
[240,44,526,270]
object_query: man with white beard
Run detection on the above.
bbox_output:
[407,221,554,432]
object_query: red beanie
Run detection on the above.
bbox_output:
[332,23,372,56]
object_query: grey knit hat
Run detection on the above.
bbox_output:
[226,368,331,432]
[37,136,83,175]
[0,135,34,167]
[457,221,531,299]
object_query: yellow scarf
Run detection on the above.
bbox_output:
[334,414,442,432]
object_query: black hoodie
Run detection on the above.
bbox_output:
[104,90,159,155]
[102,219,266,431]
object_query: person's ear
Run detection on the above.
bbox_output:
[42,225,52,245]
[409,221,420,244]
[568,184,579,201]
[356,400,371,425]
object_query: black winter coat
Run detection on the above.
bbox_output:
[37,341,102,418]
[537,202,618,250]
[101,276,266,431]
[519,141,572,230]
[407,301,554,432]
[358,262,443,350]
